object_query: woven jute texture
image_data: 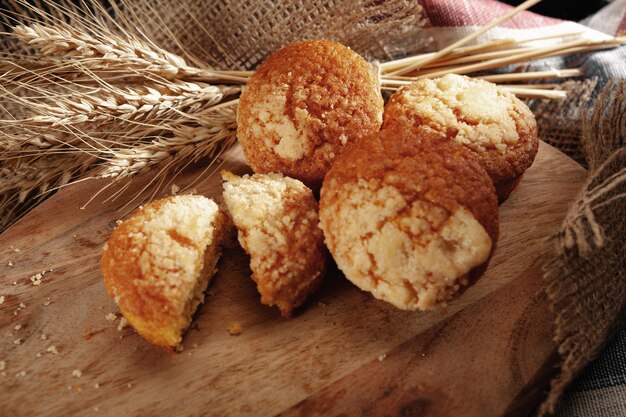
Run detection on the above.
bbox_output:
[539,79,626,415]
[127,0,430,70]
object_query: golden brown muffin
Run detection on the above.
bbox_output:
[319,127,499,310]
[101,195,225,350]
[383,74,538,202]
[221,171,326,317]
[237,40,384,188]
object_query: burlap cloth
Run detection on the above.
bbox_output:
[1,1,625,415]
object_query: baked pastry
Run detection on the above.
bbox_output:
[237,39,384,188]
[383,73,538,202]
[319,127,499,310]
[101,195,225,350]
[221,171,326,317]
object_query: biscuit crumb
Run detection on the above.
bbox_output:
[19,302,26,309]
[94,383,100,389]
[30,273,43,286]
[14,324,22,331]
[43,299,51,306]
[13,339,22,345]
[378,354,387,362]
[7,261,13,267]
[46,345,59,355]
[40,334,48,341]
[12,281,17,285]
[105,313,117,321]
[227,322,242,336]
[15,370,26,377]
[72,369,82,378]
[13,248,20,252]
[0,296,4,305]
[117,317,128,331]
[115,219,123,225]
[171,184,180,195]
[36,353,42,358]
[174,344,184,353]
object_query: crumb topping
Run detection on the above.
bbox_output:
[384,74,530,154]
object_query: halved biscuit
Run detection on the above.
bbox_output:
[101,195,225,349]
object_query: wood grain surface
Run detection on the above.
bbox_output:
[0,142,586,417]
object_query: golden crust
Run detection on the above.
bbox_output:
[101,195,225,350]
[237,40,384,188]
[319,127,499,310]
[222,171,326,317]
[383,74,538,201]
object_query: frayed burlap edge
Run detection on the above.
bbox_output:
[539,79,626,415]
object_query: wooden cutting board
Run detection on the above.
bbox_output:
[0,141,586,417]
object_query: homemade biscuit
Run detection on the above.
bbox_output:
[222,171,326,317]
[383,74,538,201]
[319,127,499,310]
[237,40,384,187]
[101,195,225,349]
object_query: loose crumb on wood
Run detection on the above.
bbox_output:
[171,184,180,195]
[46,345,59,355]
[117,317,128,331]
[13,339,22,346]
[36,353,42,358]
[19,302,26,308]
[72,369,82,378]
[378,353,387,362]
[228,322,243,336]
[14,324,22,331]
[0,296,4,305]
[40,334,48,341]
[94,383,100,389]
[43,298,51,306]
[105,313,117,321]
[30,273,43,286]
[7,261,12,267]
[15,370,26,377]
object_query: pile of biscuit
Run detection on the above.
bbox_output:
[101,40,538,350]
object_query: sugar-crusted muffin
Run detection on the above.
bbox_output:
[237,40,384,188]
[383,74,538,202]
[221,171,326,318]
[101,195,225,350]
[319,127,499,310]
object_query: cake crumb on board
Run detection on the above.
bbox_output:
[228,322,243,336]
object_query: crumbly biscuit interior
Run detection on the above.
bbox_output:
[109,196,222,347]
[222,172,317,282]
[322,178,492,310]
